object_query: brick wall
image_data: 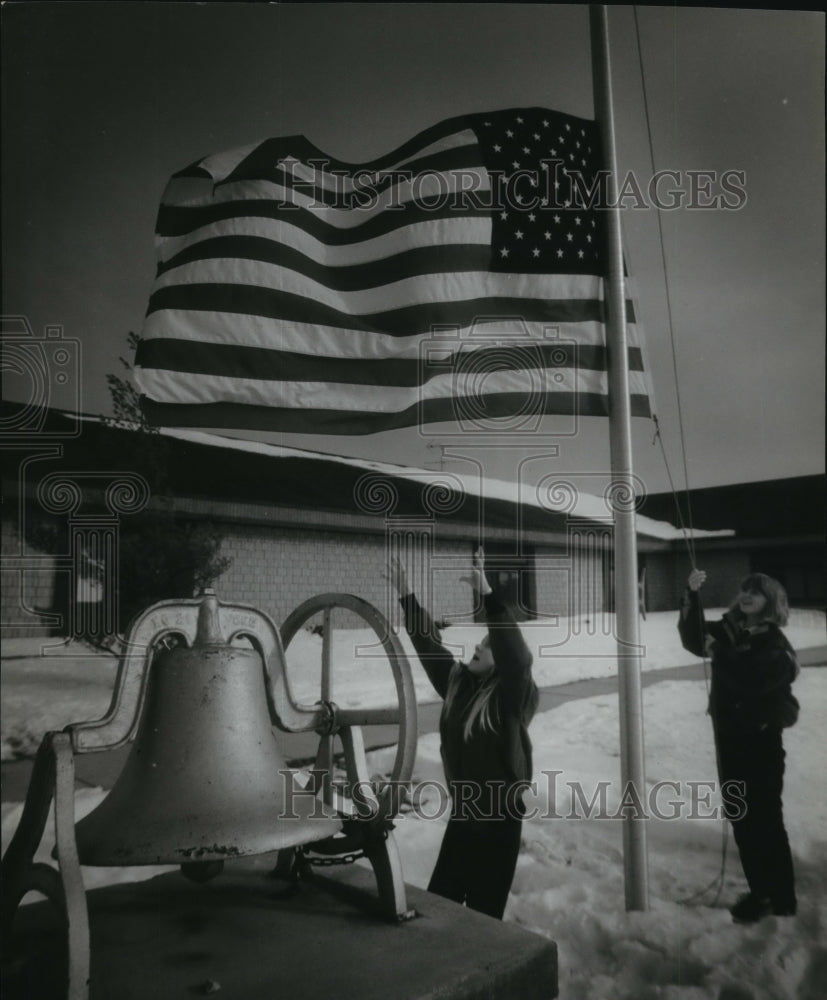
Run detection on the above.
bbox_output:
[213,523,477,630]
[1,518,63,637]
[534,542,606,620]
[1,503,679,642]
[644,548,751,612]
[212,522,606,629]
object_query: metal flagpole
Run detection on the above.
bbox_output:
[589,3,649,911]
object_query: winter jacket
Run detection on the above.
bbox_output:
[678,588,800,735]
[400,591,539,819]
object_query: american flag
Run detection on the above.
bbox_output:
[136,107,651,434]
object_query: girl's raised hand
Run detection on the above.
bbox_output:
[385,555,410,595]
[461,546,492,595]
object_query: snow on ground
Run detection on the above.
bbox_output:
[377,668,827,1000]
[3,608,824,759]
[2,609,825,999]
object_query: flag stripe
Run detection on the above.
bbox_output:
[214,112,486,182]
[145,283,633,339]
[157,217,491,269]
[140,309,616,362]
[206,169,489,224]
[255,138,482,199]
[150,259,620,316]
[156,194,485,241]
[136,373,653,424]
[136,337,647,384]
[141,391,653,436]
[156,239,496,291]
[138,364,650,409]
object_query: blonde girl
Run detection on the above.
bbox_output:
[389,547,538,919]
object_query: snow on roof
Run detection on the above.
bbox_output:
[150,425,733,542]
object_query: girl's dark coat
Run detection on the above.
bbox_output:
[678,588,800,735]
[400,591,539,819]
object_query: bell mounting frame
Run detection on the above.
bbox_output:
[0,590,419,999]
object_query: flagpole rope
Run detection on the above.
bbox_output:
[633,5,727,908]
[651,415,696,567]
[632,5,697,569]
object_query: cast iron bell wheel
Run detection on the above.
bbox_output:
[279,592,418,841]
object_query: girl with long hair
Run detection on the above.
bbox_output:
[389,547,538,920]
[678,569,800,923]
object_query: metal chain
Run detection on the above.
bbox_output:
[302,850,366,867]
[298,820,391,868]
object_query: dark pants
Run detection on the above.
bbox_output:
[428,815,523,920]
[716,726,796,910]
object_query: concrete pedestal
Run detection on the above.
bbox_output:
[2,861,558,999]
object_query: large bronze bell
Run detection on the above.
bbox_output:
[74,594,341,867]
[2,590,419,998]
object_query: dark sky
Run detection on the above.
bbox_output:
[2,3,824,493]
